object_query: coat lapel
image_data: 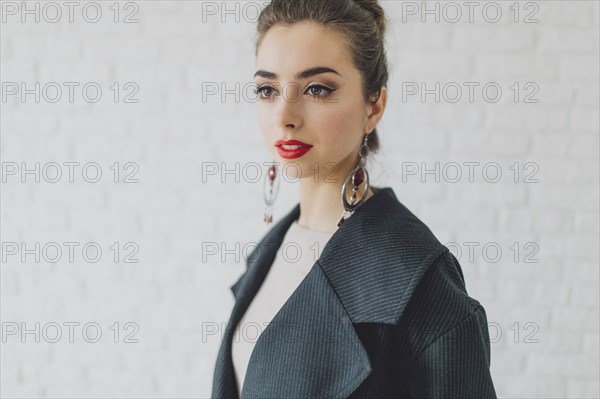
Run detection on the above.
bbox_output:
[214,186,447,398]
[213,205,300,398]
[240,260,372,398]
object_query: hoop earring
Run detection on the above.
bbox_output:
[263,161,280,224]
[338,133,370,227]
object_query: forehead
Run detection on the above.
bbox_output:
[256,21,353,76]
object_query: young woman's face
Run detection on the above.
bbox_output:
[255,21,372,182]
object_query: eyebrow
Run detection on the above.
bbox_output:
[254,66,342,80]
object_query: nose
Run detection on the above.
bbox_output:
[276,83,302,130]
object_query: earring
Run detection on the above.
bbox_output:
[338,133,370,227]
[263,161,280,224]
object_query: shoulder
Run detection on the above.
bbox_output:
[399,248,485,338]
[319,187,482,329]
[381,193,485,332]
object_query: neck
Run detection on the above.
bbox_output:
[296,161,374,233]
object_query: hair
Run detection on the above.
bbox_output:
[255,0,389,154]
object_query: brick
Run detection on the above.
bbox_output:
[537,80,576,105]
[571,106,600,131]
[539,27,600,53]
[475,54,559,79]
[569,284,600,308]
[453,26,536,51]
[583,333,600,353]
[560,55,600,80]
[567,379,600,398]
[551,307,599,332]
[394,24,450,50]
[530,185,599,211]
[9,33,82,60]
[492,373,565,397]
[568,133,600,159]
[572,211,600,234]
[527,353,599,378]
[561,261,600,284]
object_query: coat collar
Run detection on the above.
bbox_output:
[231,186,446,325]
[220,186,447,398]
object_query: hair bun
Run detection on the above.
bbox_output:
[354,0,386,35]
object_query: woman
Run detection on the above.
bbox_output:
[212,0,497,397]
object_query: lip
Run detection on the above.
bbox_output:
[275,139,313,159]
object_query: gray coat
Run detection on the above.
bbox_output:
[212,186,497,398]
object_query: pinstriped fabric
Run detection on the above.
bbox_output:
[211,309,239,398]
[317,188,446,325]
[212,186,497,398]
[348,242,496,398]
[241,263,372,398]
[212,210,300,398]
[401,307,495,398]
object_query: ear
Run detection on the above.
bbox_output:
[364,86,387,134]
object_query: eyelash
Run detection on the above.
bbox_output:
[253,84,336,100]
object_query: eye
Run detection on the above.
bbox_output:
[254,84,278,99]
[254,83,336,101]
[306,84,335,97]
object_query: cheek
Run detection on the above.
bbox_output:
[311,102,363,149]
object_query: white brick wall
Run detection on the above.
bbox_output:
[1,1,598,397]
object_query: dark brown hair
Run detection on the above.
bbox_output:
[255,0,389,153]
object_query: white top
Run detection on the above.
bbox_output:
[231,220,335,390]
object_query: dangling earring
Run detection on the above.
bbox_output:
[338,133,370,227]
[263,161,280,224]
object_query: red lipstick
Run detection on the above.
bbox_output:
[275,139,313,159]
